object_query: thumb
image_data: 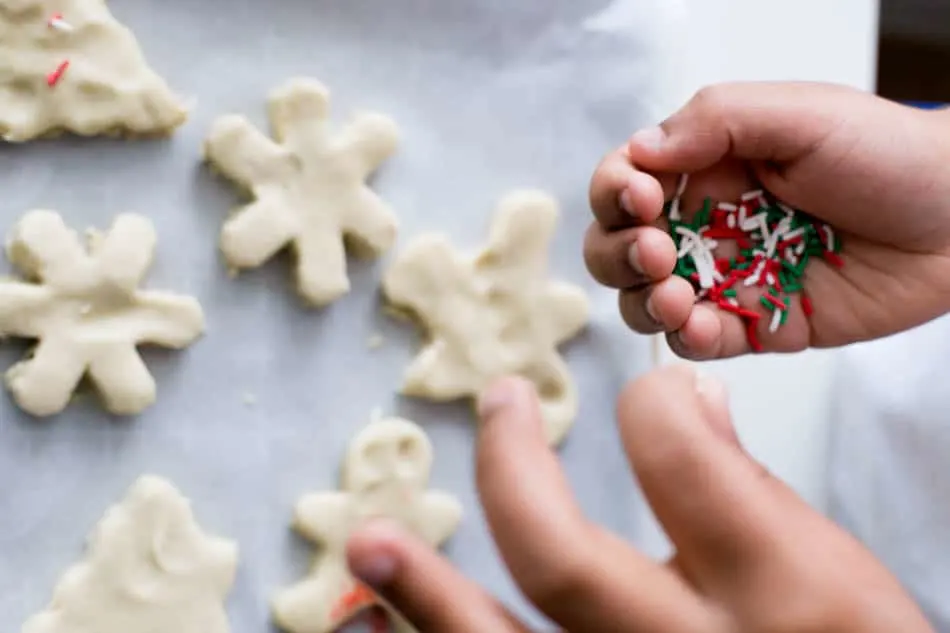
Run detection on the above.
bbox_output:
[627,81,860,174]
[618,365,808,586]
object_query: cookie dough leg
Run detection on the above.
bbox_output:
[403,343,478,400]
[221,199,297,269]
[6,338,87,417]
[294,228,350,306]
[88,345,157,415]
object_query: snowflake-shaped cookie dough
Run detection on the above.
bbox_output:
[21,476,238,633]
[0,210,205,417]
[273,417,462,633]
[0,0,186,141]
[382,191,590,446]
[204,78,400,306]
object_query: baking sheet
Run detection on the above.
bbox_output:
[0,0,681,630]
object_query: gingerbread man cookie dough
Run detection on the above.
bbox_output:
[21,476,238,633]
[273,417,462,633]
[382,191,590,445]
[0,0,186,141]
[204,78,399,306]
[0,210,205,417]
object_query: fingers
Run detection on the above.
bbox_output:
[617,366,801,588]
[583,223,676,288]
[627,81,857,175]
[347,521,528,633]
[589,146,672,230]
[475,377,715,632]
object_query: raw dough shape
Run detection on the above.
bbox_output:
[21,476,238,633]
[204,77,399,306]
[382,191,590,445]
[0,210,205,417]
[0,0,186,141]
[273,417,462,633]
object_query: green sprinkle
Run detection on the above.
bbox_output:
[760,296,775,311]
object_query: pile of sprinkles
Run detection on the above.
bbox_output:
[664,174,843,352]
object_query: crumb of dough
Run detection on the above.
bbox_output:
[366,334,385,350]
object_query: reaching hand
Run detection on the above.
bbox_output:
[586,82,950,359]
[345,371,932,632]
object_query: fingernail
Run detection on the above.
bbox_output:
[477,377,520,419]
[352,551,397,588]
[627,241,644,274]
[620,188,636,215]
[630,126,666,152]
[695,372,728,407]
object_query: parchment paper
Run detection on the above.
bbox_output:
[0,1,683,630]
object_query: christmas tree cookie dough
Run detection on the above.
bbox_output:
[204,77,399,306]
[0,210,205,417]
[382,191,590,446]
[21,476,238,633]
[0,0,186,141]
[273,416,461,633]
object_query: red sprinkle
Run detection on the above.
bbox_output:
[746,319,764,352]
[823,251,844,268]
[764,293,785,310]
[331,583,377,621]
[46,60,69,87]
[801,294,814,316]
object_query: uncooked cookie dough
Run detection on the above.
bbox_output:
[21,476,238,633]
[204,77,400,306]
[273,416,462,633]
[0,0,186,141]
[0,210,205,417]
[382,191,590,446]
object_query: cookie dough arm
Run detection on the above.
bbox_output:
[293,492,352,545]
[204,115,293,186]
[340,187,398,256]
[128,293,205,348]
[97,214,157,293]
[541,282,590,344]
[417,491,462,547]
[338,112,399,180]
[0,282,54,338]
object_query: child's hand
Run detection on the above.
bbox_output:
[346,370,933,633]
[586,82,950,359]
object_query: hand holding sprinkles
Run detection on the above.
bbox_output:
[665,174,843,352]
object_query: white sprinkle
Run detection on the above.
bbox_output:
[823,225,836,251]
[795,242,806,256]
[741,212,767,232]
[717,202,738,212]
[669,173,689,221]
[741,190,764,202]
[48,16,74,32]
[766,272,777,286]
[726,214,736,229]
[783,227,806,241]
[769,309,783,333]
[778,202,795,216]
